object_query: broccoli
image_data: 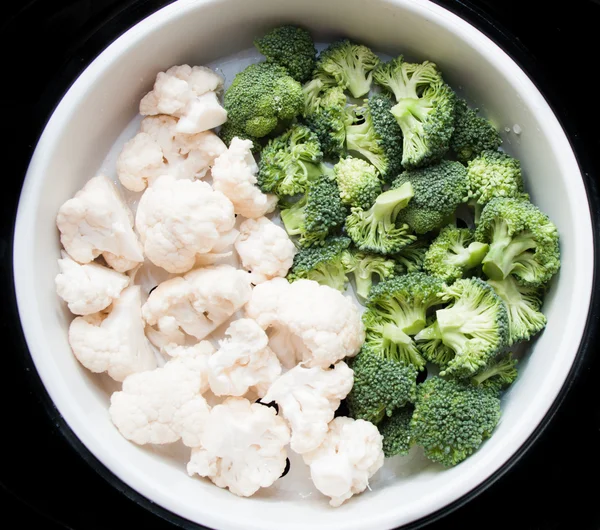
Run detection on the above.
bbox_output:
[304,86,347,158]
[423,225,489,283]
[417,314,455,368]
[345,183,417,255]
[379,405,415,458]
[392,160,469,234]
[488,276,547,345]
[287,236,351,291]
[223,62,304,139]
[333,157,381,209]
[302,75,339,116]
[362,273,446,370]
[392,238,430,274]
[471,353,518,394]
[257,124,324,196]
[373,57,456,168]
[218,121,261,152]
[410,376,501,467]
[346,346,418,424]
[475,197,560,287]
[344,93,404,183]
[280,173,347,247]
[315,39,380,98]
[254,25,317,83]
[341,248,396,300]
[451,98,502,162]
[414,277,509,378]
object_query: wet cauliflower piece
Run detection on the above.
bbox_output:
[187,397,290,497]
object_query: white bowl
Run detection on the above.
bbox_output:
[13,0,594,528]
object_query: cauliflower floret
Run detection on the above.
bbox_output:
[234,217,296,284]
[117,115,227,192]
[187,397,290,497]
[110,340,214,446]
[194,227,239,267]
[211,137,278,219]
[135,175,235,273]
[139,65,227,134]
[142,265,252,352]
[55,251,130,315]
[56,175,144,272]
[302,417,384,507]
[245,278,364,369]
[68,285,157,381]
[261,362,354,454]
[208,319,281,398]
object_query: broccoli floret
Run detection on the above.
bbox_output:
[467,150,524,222]
[373,57,456,168]
[379,405,414,458]
[218,122,261,152]
[346,183,417,255]
[392,238,430,274]
[344,93,404,183]
[333,157,381,209]
[488,276,547,345]
[280,173,347,247]
[346,346,418,424]
[411,376,501,467]
[315,39,380,98]
[254,25,317,83]
[392,160,469,234]
[258,124,324,196]
[424,225,489,283]
[304,86,348,158]
[223,62,304,138]
[471,353,518,394]
[342,249,395,300]
[363,273,446,370]
[451,98,502,162]
[287,236,351,291]
[475,197,560,287]
[415,278,509,378]
[417,314,455,368]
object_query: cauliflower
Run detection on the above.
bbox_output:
[261,362,354,454]
[68,285,157,381]
[56,175,144,272]
[142,265,252,351]
[234,217,296,284]
[302,417,384,507]
[135,175,235,273]
[55,251,130,315]
[110,340,214,447]
[117,115,227,192]
[194,227,239,267]
[211,137,278,218]
[208,319,281,398]
[187,397,290,497]
[139,65,227,134]
[245,278,364,369]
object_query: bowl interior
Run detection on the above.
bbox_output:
[14,0,593,529]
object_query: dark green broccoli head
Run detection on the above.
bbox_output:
[379,405,415,458]
[218,121,261,152]
[475,197,560,287]
[333,157,381,209]
[346,346,418,424]
[392,160,469,234]
[304,86,348,158]
[471,353,518,395]
[224,62,304,138]
[451,98,502,162]
[411,376,501,466]
[341,248,396,300]
[392,237,430,274]
[254,25,317,83]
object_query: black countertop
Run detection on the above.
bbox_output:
[2,1,599,528]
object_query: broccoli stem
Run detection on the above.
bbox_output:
[414,320,442,342]
[281,203,305,236]
[347,70,373,99]
[391,98,433,131]
[354,273,374,300]
[373,183,414,225]
[482,222,537,280]
[472,357,515,386]
[448,241,489,269]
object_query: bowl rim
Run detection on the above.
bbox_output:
[11,0,597,528]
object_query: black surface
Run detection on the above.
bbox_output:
[2,1,600,529]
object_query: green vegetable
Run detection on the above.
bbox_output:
[471,353,518,394]
[392,238,430,274]
[333,157,381,209]
[341,249,395,300]
[304,86,348,158]
[379,405,414,458]
[451,98,502,162]
[218,121,261,151]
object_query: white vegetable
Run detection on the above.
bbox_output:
[139,65,227,134]
[187,397,290,497]
[109,341,214,447]
[245,278,364,369]
[234,217,296,284]
[55,251,130,315]
[135,175,235,273]
[56,175,144,272]
[261,362,354,454]
[142,265,252,352]
[68,285,157,382]
[302,417,384,507]
[211,137,277,219]
[208,319,281,398]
